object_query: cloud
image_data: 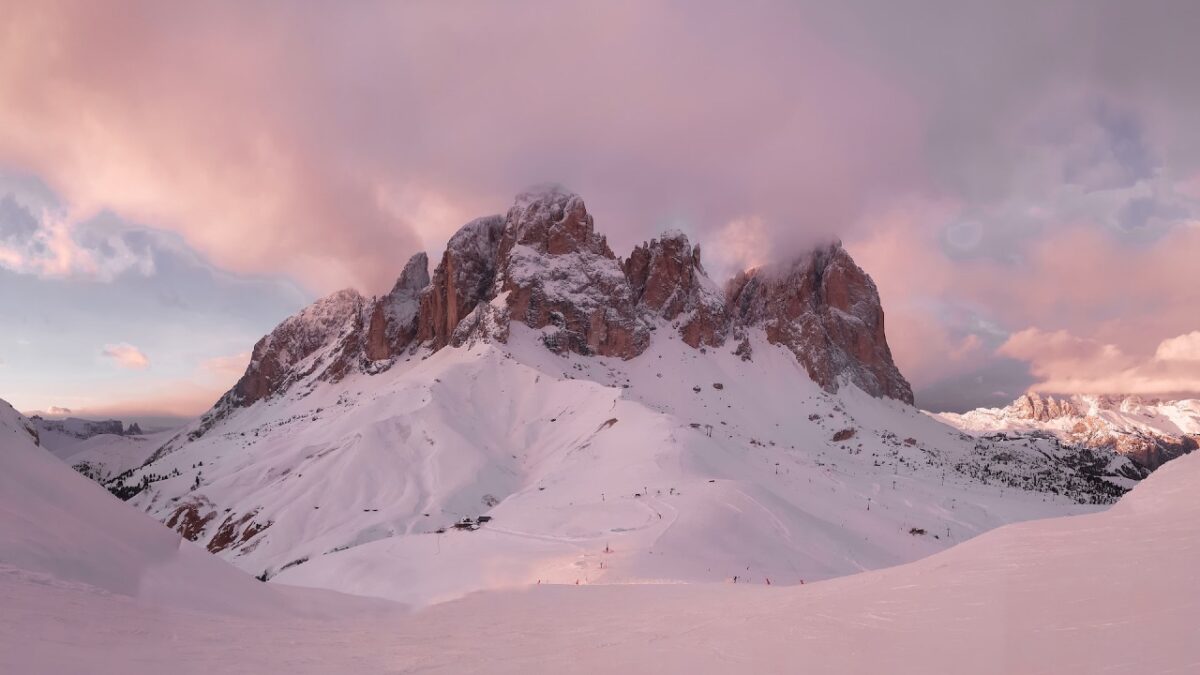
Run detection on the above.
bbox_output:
[100,343,149,370]
[850,192,1200,409]
[997,328,1200,397]
[200,352,251,379]
[0,189,158,280]
[1156,331,1200,362]
[0,1,930,294]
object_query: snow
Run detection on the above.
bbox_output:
[0,398,388,618]
[5,436,1199,673]
[446,214,505,258]
[253,287,364,372]
[122,326,1123,608]
[506,243,631,311]
[937,394,1200,439]
[47,428,178,483]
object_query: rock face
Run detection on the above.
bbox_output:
[492,186,648,358]
[1011,392,1077,422]
[214,186,914,410]
[625,231,729,348]
[27,416,136,439]
[416,216,506,350]
[225,289,367,408]
[1113,433,1197,471]
[365,252,429,361]
[727,243,914,404]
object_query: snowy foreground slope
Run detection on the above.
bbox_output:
[120,325,1132,607]
[0,398,395,619]
[5,432,1198,674]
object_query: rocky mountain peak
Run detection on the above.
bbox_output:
[227,288,366,407]
[416,215,506,350]
[394,252,431,293]
[624,230,729,348]
[503,184,614,258]
[1011,392,1077,421]
[365,252,430,360]
[214,187,915,412]
[493,189,648,358]
[726,242,914,404]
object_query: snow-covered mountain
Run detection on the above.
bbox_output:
[937,392,1200,470]
[26,414,177,485]
[30,415,144,454]
[112,187,1141,606]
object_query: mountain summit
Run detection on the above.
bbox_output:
[215,187,912,419]
[112,187,1145,606]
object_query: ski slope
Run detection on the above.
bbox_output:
[124,325,1129,607]
[6,430,1199,674]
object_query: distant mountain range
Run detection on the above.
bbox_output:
[936,392,1200,470]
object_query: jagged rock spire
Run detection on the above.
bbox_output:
[217,187,915,411]
[727,242,914,404]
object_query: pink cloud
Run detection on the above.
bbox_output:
[996,328,1200,396]
[42,386,222,421]
[200,352,251,379]
[1156,331,1200,362]
[850,197,1200,397]
[0,1,925,294]
[100,343,149,370]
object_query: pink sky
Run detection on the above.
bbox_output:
[1,1,1199,418]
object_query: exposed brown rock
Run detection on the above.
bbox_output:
[1114,433,1197,471]
[493,186,648,358]
[625,231,728,347]
[228,289,366,407]
[207,510,272,553]
[166,498,217,542]
[1012,393,1077,422]
[211,188,917,415]
[727,242,914,403]
[417,216,505,350]
[832,428,857,442]
[365,252,429,360]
